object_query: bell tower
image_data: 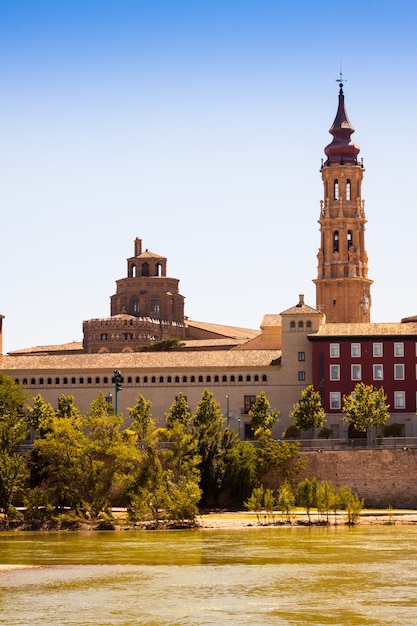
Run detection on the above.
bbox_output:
[314,81,372,323]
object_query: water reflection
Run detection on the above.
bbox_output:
[1,527,417,625]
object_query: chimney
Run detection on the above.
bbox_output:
[134,237,142,257]
[296,294,305,308]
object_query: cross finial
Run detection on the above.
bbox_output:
[335,63,346,93]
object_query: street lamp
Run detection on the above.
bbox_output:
[114,370,123,414]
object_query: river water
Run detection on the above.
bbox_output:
[1,526,417,625]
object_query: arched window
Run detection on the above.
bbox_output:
[306,320,312,329]
[159,376,164,383]
[141,262,150,276]
[129,297,140,316]
[298,321,304,329]
[333,231,339,252]
[238,375,243,382]
[31,378,36,385]
[150,296,160,319]
[55,378,60,385]
[191,376,195,383]
[347,230,353,250]
[246,375,251,382]
[334,179,339,200]
[198,375,203,383]
[71,377,76,384]
[95,377,100,384]
[254,375,259,382]
[222,375,227,382]
[231,375,235,382]
[346,179,351,201]
[214,375,219,382]
[290,321,296,329]
[63,377,68,385]
[151,376,156,383]
[127,376,132,384]
[183,376,187,383]
[87,377,92,384]
[47,378,52,385]
[206,375,211,383]
[135,376,139,383]
[143,376,148,383]
[175,376,180,383]
[167,376,172,383]
[39,378,44,385]
[104,377,109,384]
[262,375,267,382]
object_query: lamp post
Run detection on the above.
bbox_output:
[226,395,230,427]
[114,370,123,414]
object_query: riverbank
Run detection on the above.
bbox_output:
[2,508,417,531]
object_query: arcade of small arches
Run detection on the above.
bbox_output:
[14,372,269,389]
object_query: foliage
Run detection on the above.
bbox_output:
[249,391,279,437]
[257,437,306,484]
[224,441,259,505]
[282,424,300,439]
[317,427,332,439]
[244,485,264,523]
[316,480,336,523]
[136,338,185,352]
[277,480,295,522]
[383,422,403,437]
[342,383,390,432]
[263,488,276,524]
[165,393,192,430]
[0,451,27,519]
[192,389,227,505]
[297,478,317,522]
[289,385,326,432]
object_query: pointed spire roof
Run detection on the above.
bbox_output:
[324,82,360,166]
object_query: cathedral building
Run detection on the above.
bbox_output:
[1,84,416,442]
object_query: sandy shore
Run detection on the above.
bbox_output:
[196,510,417,529]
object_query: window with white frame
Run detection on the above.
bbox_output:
[298,352,305,361]
[351,343,361,357]
[373,364,384,380]
[373,343,383,357]
[394,364,405,380]
[330,364,340,380]
[394,342,404,357]
[330,343,340,358]
[330,392,341,410]
[298,371,306,381]
[351,364,362,380]
[394,391,405,409]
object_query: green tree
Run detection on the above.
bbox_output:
[342,383,390,432]
[297,477,317,523]
[278,480,295,522]
[192,389,226,505]
[289,385,326,432]
[244,485,264,524]
[257,438,306,485]
[165,393,192,430]
[249,391,279,437]
[316,480,335,523]
[0,374,29,519]
[137,338,185,352]
[224,441,259,505]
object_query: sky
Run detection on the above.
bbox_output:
[1,0,416,354]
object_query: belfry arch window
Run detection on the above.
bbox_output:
[347,230,353,250]
[156,263,163,277]
[141,262,150,277]
[333,231,339,252]
[346,179,351,201]
[130,297,139,316]
[150,296,160,318]
[334,179,339,200]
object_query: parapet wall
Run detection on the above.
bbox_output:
[297,449,417,509]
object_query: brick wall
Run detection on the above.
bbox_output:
[297,449,417,509]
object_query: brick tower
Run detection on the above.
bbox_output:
[314,81,372,323]
[83,237,185,353]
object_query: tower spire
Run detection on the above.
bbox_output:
[313,83,372,323]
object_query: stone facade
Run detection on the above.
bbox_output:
[297,449,417,509]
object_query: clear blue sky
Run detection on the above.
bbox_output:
[1,0,416,353]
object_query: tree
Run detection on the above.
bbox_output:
[192,389,227,505]
[297,477,317,522]
[165,393,192,430]
[289,385,326,432]
[224,441,259,505]
[342,383,390,433]
[0,374,29,519]
[316,480,335,523]
[248,391,279,437]
[278,481,295,522]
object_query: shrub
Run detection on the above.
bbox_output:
[282,424,300,439]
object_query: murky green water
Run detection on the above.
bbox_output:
[1,526,417,625]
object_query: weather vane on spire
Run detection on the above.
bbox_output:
[335,61,346,93]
